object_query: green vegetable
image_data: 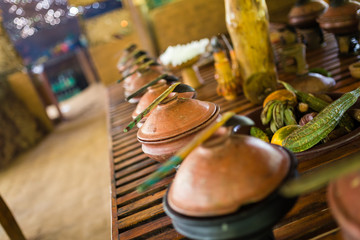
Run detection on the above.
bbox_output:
[250,127,269,142]
[283,87,360,152]
[260,100,277,125]
[273,101,285,129]
[284,106,297,125]
[309,67,331,77]
[279,81,355,132]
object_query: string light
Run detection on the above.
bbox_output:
[0,0,110,40]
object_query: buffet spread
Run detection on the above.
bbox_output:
[108,1,360,239]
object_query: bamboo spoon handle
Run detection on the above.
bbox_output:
[125,74,168,101]
[280,150,360,198]
[136,112,237,192]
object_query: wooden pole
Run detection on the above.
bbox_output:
[0,195,26,240]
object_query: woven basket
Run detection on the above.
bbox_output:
[149,0,227,54]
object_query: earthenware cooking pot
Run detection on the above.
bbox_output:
[131,80,195,127]
[118,50,147,73]
[117,44,137,71]
[328,171,360,240]
[124,66,165,103]
[164,129,298,239]
[288,0,328,49]
[289,0,328,29]
[317,0,360,35]
[137,93,220,162]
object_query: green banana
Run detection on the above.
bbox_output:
[284,105,298,125]
[261,100,277,125]
[270,119,278,133]
[273,101,285,129]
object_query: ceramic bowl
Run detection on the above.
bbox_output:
[349,62,360,79]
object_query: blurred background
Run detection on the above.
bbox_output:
[0,1,300,239]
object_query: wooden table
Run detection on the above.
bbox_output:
[107,34,360,240]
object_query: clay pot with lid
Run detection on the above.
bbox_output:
[163,129,298,239]
[327,171,360,240]
[124,66,165,103]
[288,0,328,49]
[137,93,220,162]
[117,44,137,71]
[132,80,195,127]
[317,0,360,55]
[117,50,147,74]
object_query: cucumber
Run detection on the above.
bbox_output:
[283,87,360,152]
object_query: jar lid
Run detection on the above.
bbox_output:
[168,132,290,217]
[137,94,219,142]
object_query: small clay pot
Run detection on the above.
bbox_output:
[163,133,298,239]
[317,1,360,35]
[124,66,165,103]
[288,0,328,48]
[137,93,220,162]
[289,0,328,29]
[327,171,360,240]
[131,80,195,127]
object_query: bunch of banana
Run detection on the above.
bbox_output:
[261,100,298,133]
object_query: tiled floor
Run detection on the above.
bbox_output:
[0,84,111,240]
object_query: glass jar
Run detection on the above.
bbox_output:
[225,0,277,104]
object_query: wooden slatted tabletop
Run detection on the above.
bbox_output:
[107,34,360,240]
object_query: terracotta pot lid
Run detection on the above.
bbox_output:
[317,1,360,34]
[137,94,219,142]
[131,80,195,119]
[124,67,164,97]
[328,171,360,233]
[288,0,328,28]
[168,130,290,217]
